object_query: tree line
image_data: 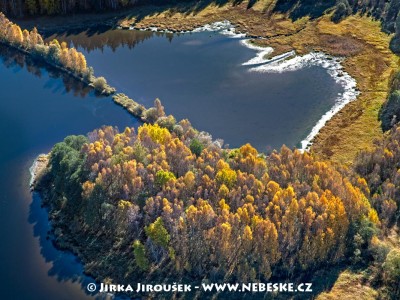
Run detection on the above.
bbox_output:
[0,0,203,16]
[0,12,114,94]
[3,0,400,54]
[0,43,94,97]
[1,0,400,33]
[0,0,138,16]
[353,124,400,297]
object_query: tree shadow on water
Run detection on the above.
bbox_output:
[27,189,351,300]
[42,26,159,54]
[28,192,121,300]
[0,44,98,98]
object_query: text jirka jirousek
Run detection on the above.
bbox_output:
[96,282,313,293]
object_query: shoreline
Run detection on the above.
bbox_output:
[29,154,49,190]
[120,11,397,165]
[0,13,116,96]
[13,17,361,155]
[0,40,92,89]
[132,20,360,152]
[0,39,116,96]
[244,50,359,151]
[8,7,398,164]
[12,7,399,300]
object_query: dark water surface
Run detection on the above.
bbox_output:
[0,26,344,300]
[0,45,138,299]
[49,28,343,151]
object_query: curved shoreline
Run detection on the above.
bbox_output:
[131,20,360,152]
[244,50,359,151]
[117,12,399,165]
[194,21,359,151]
[12,7,397,164]
[5,17,355,154]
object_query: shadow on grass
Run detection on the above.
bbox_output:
[273,0,336,21]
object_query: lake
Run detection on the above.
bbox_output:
[0,25,345,299]
[47,26,344,151]
[0,45,137,299]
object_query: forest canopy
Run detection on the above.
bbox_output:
[39,123,383,290]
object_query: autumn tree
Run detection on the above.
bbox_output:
[40,124,380,288]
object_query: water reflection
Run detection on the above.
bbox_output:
[45,28,344,151]
[0,39,139,299]
[0,44,95,98]
[45,26,174,53]
[28,192,97,296]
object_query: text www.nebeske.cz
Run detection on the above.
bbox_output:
[95,282,313,293]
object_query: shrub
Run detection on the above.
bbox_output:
[143,107,158,123]
[331,0,351,23]
[172,124,184,137]
[32,44,48,58]
[92,76,108,92]
[155,170,175,187]
[156,115,176,131]
[189,138,204,156]
[383,249,400,296]
[379,90,400,131]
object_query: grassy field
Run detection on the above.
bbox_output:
[316,270,378,300]
[310,16,398,165]
[119,1,398,165]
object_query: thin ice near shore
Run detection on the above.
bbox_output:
[125,20,359,152]
[249,52,359,150]
[245,50,359,151]
[190,20,360,152]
